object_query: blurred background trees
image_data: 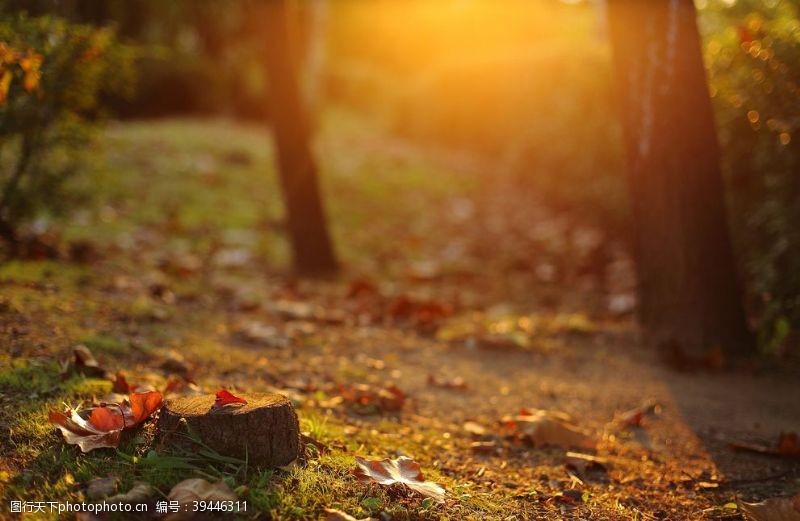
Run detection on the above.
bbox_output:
[0,0,797,354]
[0,13,133,254]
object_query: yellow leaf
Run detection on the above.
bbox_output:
[0,69,12,104]
[24,69,40,92]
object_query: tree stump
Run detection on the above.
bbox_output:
[158,393,300,467]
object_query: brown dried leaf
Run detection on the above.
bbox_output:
[731,432,800,459]
[564,452,608,475]
[463,421,487,437]
[740,495,800,521]
[168,478,237,504]
[339,384,406,414]
[86,477,120,500]
[614,400,659,428]
[61,344,107,378]
[502,409,596,450]
[353,456,445,501]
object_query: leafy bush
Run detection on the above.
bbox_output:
[700,0,800,353]
[0,14,134,253]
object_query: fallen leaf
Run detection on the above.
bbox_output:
[427,374,468,390]
[88,406,125,431]
[323,508,378,521]
[353,456,445,501]
[463,421,488,437]
[272,300,316,320]
[61,344,107,378]
[86,476,119,500]
[122,391,164,426]
[564,452,608,475]
[731,432,800,459]
[470,441,499,455]
[378,385,406,412]
[214,389,248,408]
[346,278,378,299]
[338,384,406,414]
[614,400,659,428]
[159,352,192,378]
[168,478,237,504]
[554,489,585,505]
[104,481,153,504]
[234,321,290,348]
[48,409,122,452]
[739,495,800,521]
[112,371,137,394]
[502,409,596,450]
[302,433,330,457]
[49,391,163,453]
[778,432,800,457]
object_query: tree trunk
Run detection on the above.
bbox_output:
[606,0,753,356]
[263,0,338,275]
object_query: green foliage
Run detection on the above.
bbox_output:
[0,14,134,248]
[700,0,800,352]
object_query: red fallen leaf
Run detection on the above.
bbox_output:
[89,406,125,432]
[346,278,378,299]
[123,391,164,426]
[353,456,445,501]
[214,389,248,408]
[778,432,800,457]
[378,385,406,412]
[386,295,451,329]
[164,377,182,394]
[49,409,122,452]
[112,371,137,394]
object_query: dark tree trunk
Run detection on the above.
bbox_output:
[263,0,338,275]
[606,0,753,356]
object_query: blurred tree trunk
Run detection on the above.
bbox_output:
[606,0,753,356]
[263,0,338,274]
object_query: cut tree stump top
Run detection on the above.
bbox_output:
[158,393,300,468]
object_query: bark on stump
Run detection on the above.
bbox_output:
[158,393,300,467]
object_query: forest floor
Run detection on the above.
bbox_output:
[1,114,799,520]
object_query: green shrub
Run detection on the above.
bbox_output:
[0,14,134,253]
[700,0,800,352]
